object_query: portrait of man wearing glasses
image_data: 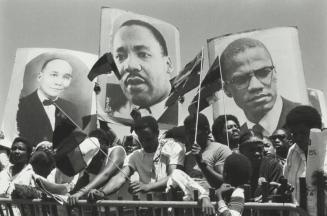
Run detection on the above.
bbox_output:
[220,37,300,136]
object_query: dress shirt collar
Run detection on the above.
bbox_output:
[246,95,283,136]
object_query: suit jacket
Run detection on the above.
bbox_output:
[240,97,300,135]
[16,90,78,146]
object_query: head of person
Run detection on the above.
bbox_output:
[183,113,210,149]
[89,128,118,150]
[285,105,322,153]
[38,58,73,100]
[122,135,141,155]
[221,38,277,123]
[86,128,119,174]
[270,128,292,159]
[239,130,264,167]
[262,136,275,156]
[134,116,159,153]
[9,137,33,166]
[112,19,173,107]
[212,114,240,146]
[164,126,187,145]
[30,149,55,177]
[223,153,252,187]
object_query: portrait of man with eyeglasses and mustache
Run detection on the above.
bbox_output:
[220,37,300,136]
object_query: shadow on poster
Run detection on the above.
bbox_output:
[1,48,97,146]
[207,27,309,136]
[97,8,181,131]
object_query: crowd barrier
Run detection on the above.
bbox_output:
[0,175,324,216]
[0,198,310,216]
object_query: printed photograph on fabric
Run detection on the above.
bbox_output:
[207,27,309,136]
[97,8,181,129]
[1,48,97,146]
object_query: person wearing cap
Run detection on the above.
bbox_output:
[283,105,322,205]
[16,57,77,147]
[86,116,185,200]
[238,130,283,199]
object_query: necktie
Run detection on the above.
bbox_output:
[43,99,54,106]
[252,124,264,135]
[137,106,152,116]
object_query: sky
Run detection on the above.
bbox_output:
[0,0,326,124]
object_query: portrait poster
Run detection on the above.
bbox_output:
[97,7,181,134]
[207,27,309,135]
[1,48,98,146]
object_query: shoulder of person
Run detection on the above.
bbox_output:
[109,145,126,156]
[210,141,232,152]
[127,149,143,159]
[160,138,186,155]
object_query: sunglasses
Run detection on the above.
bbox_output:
[269,134,287,140]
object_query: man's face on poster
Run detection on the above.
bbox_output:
[38,59,73,100]
[223,46,277,121]
[112,24,172,108]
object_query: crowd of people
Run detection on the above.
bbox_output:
[0,104,326,216]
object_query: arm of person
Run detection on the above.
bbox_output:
[34,174,70,195]
[192,143,224,188]
[70,146,126,198]
[216,185,244,216]
[197,158,224,188]
[129,164,179,194]
[96,165,131,196]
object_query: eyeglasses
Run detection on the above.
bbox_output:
[225,66,275,90]
[269,134,287,141]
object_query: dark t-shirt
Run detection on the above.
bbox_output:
[252,156,283,197]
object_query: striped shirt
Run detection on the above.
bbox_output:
[217,187,244,216]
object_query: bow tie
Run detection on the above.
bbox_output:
[43,99,54,106]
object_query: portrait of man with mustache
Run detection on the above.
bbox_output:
[220,37,300,136]
[109,19,177,127]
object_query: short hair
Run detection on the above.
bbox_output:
[12,137,33,156]
[41,58,70,72]
[30,149,55,177]
[272,127,292,140]
[134,116,159,135]
[89,128,118,149]
[239,130,264,150]
[119,19,168,56]
[224,153,252,186]
[212,114,240,143]
[164,126,187,144]
[220,38,272,81]
[285,105,322,130]
[183,113,210,133]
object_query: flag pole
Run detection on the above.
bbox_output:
[217,54,230,148]
[194,47,205,144]
[54,103,132,182]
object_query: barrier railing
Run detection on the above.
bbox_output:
[0,198,310,216]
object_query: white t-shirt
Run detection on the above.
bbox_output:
[124,138,185,184]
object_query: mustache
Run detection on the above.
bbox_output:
[124,74,146,86]
[247,93,271,102]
